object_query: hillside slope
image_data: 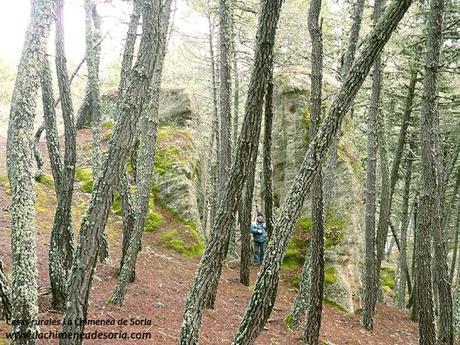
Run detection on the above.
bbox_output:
[0,132,420,345]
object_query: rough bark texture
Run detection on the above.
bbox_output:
[453,203,460,337]
[205,0,234,307]
[75,5,103,131]
[45,0,78,312]
[303,1,324,344]
[111,0,172,305]
[239,139,259,286]
[375,106,391,302]
[218,0,232,191]
[410,193,419,321]
[417,0,451,343]
[6,0,54,342]
[231,1,414,344]
[0,260,12,321]
[60,1,162,342]
[361,0,384,331]
[322,0,365,212]
[449,170,460,285]
[398,138,414,307]
[117,0,140,275]
[178,0,282,342]
[262,73,274,239]
[83,0,108,263]
[389,69,417,196]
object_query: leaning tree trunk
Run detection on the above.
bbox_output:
[302,1,324,343]
[178,0,282,342]
[375,107,391,302]
[361,0,384,331]
[398,137,414,307]
[389,69,417,197]
[410,194,420,322]
[6,0,54,342]
[60,1,162,342]
[322,0,365,212]
[0,260,12,321]
[417,0,451,343]
[239,132,260,286]
[83,0,109,263]
[231,1,414,344]
[117,0,140,277]
[111,0,172,305]
[263,72,275,239]
[45,0,78,312]
[206,0,233,309]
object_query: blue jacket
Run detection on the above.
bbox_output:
[250,221,267,243]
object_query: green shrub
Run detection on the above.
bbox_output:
[36,173,54,189]
[75,167,94,193]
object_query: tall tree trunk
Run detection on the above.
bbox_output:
[448,169,460,285]
[231,1,414,344]
[6,0,54,342]
[322,0,365,212]
[117,0,140,277]
[205,0,234,306]
[417,0,451,343]
[44,0,78,312]
[111,0,172,305]
[178,0,282,342]
[452,203,460,338]
[0,260,12,321]
[83,0,109,263]
[389,69,417,197]
[375,107,391,302]
[263,73,274,239]
[410,193,420,321]
[362,0,384,331]
[205,12,220,238]
[303,1,324,343]
[60,1,163,342]
[398,137,414,307]
[239,135,260,286]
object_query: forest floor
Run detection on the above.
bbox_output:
[0,133,423,345]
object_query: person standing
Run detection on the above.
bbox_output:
[250,212,267,265]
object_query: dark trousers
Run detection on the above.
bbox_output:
[253,240,266,264]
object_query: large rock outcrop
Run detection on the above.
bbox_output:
[273,67,364,313]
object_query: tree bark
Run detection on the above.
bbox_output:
[111,0,172,305]
[303,1,324,343]
[375,106,391,302]
[263,73,274,239]
[231,1,414,344]
[398,137,414,307]
[362,0,384,331]
[452,203,460,337]
[389,69,417,197]
[44,0,78,312]
[0,260,12,321]
[60,1,163,341]
[322,0,365,212]
[449,169,460,285]
[178,0,282,342]
[205,0,234,307]
[417,0,451,343]
[6,0,54,342]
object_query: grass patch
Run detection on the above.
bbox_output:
[157,228,202,258]
[36,173,54,189]
[282,247,304,269]
[380,266,395,290]
[144,210,164,232]
[75,167,93,193]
